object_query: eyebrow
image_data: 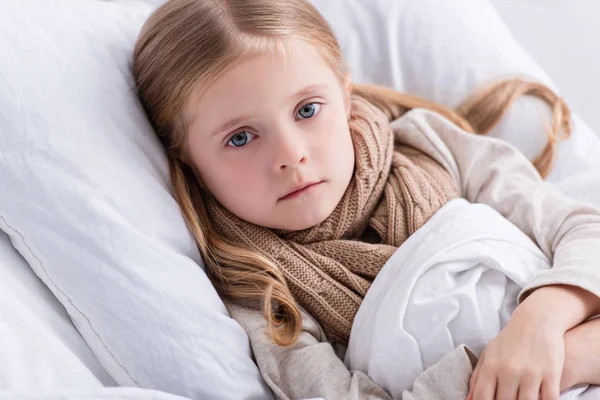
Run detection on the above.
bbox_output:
[209,83,330,138]
[210,114,253,138]
[287,83,330,103]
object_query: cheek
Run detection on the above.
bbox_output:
[205,159,268,211]
[335,129,355,181]
[317,113,354,171]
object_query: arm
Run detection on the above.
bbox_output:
[391,109,600,329]
[561,316,600,391]
[226,301,476,400]
[392,109,600,398]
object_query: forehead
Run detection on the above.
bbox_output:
[185,40,341,134]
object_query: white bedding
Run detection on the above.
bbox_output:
[0,231,115,390]
[346,169,600,399]
[0,388,188,400]
[0,234,194,399]
[345,197,598,399]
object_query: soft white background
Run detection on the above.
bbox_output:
[491,0,600,135]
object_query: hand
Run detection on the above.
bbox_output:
[467,310,564,400]
[561,317,600,391]
[468,284,600,399]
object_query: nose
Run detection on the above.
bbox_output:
[273,129,308,171]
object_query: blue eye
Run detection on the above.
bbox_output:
[227,131,256,148]
[297,103,321,119]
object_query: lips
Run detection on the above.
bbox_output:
[279,181,323,201]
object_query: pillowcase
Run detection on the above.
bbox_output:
[0,1,270,398]
[0,230,114,390]
[311,0,600,183]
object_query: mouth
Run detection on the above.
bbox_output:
[279,180,324,201]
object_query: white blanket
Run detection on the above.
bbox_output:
[345,197,599,399]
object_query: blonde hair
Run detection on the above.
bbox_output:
[133,0,570,345]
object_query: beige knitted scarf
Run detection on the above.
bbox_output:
[206,95,459,342]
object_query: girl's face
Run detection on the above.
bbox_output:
[185,39,354,230]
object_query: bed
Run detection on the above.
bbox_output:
[0,0,599,399]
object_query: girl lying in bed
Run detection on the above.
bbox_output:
[132,0,600,398]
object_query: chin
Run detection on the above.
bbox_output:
[287,217,326,231]
[280,203,335,231]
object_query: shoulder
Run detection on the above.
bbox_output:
[225,300,329,344]
[391,108,521,163]
[390,108,481,154]
[390,109,463,185]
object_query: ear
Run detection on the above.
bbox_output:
[343,73,352,95]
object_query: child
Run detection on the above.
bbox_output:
[132,0,600,398]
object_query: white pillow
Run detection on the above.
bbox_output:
[0,1,270,399]
[0,231,114,390]
[0,388,192,400]
[311,0,600,183]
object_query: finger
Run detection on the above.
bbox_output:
[517,378,541,400]
[540,377,560,400]
[472,368,497,400]
[495,372,519,400]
